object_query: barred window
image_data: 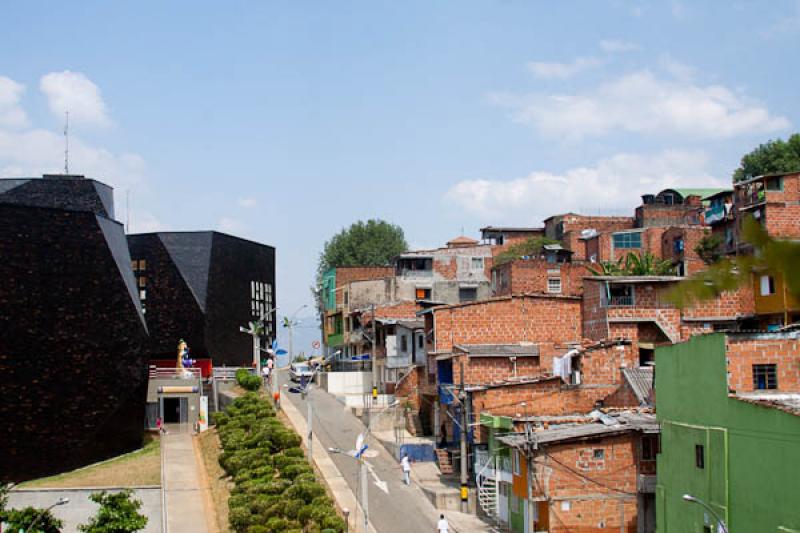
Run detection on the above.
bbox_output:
[612,232,642,249]
[753,364,777,390]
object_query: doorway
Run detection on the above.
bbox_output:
[161,396,189,430]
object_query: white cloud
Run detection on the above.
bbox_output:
[599,39,640,53]
[444,150,724,223]
[0,77,28,128]
[238,196,257,208]
[527,57,604,79]
[128,210,167,233]
[491,70,790,140]
[40,71,110,127]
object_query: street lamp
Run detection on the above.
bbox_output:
[284,304,308,363]
[25,496,69,533]
[682,494,728,533]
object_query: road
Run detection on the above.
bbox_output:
[277,370,442,533]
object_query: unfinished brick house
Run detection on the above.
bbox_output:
[544,213,635,261]
[480,226,546,252]
[582,276,756,366]
[492,259,588,298]
[499,411,659,533]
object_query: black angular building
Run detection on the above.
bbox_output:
[0,175,149,482]
[127,231,276,366]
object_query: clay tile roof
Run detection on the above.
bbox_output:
[447,235,479,247]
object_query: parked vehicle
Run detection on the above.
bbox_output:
[289,362,314,382]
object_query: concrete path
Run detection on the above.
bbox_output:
[8,488,162,533]
[161,432,210,533]
[278,370,492,533]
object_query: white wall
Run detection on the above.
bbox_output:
[325,371,372,395]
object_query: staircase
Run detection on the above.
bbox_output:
[476,456,498,520]
[435,449,454,475]
[654,309,680,343]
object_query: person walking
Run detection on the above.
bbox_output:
[437,514,449,532]
[401,453,412,485]
[261,364,271,388]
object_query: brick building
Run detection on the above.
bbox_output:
[0,175,149,481]
[492,259,588,298]
[127,231,276,367]
[499,412,658,533]
[544,213,635,261]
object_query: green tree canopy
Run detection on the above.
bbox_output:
[317,219,408,280]
[4,506,64,533]
[78,490,148,533]
[733,133,800,182]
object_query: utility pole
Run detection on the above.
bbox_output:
[459,361,468,513]
[371,303,378,402]
[521,402,536,533]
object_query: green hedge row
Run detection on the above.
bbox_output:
[236,368,262,391]
[215,393,345,533]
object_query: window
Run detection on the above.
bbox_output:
[401,335,408,352]
[471,257,484,270]
[695,444,704,469]
[459,287,478,302]
[593,449,604,460]
[613,232,642,249]
[641,434,660,460]
[760,275,775,296]
[250,281,274,328]
[139,289,146,301]
[418,334,424,349]
[753,364,777,390]
[138,276,147,288]
[608,285,634,306]
[415,287,431,300]
[766,177,784,191]
[512,450,521,475]
[547,278,562,294]
[344,291,349,305]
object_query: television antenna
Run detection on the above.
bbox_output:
[63,110,69,174]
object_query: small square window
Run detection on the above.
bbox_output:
[695,444,704,469]
[593,449,604,460]
[459,288,478,302]
[471,257,484,269]
[415,287,431,300]
[138,259,146,270]
[138,276,147,288]
[139,289,146,301]
[547,278,562,293]
[766,177,783,191]
[753,364,777,390]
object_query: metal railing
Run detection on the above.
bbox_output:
[608,294,634,306]
[148,367,202,379]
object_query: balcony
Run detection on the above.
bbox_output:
[609,294,634,306]
[704,203,729,225]
[399,268,433,279]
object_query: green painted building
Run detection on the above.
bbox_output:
[320,268,344,349]
[656,332,800,533]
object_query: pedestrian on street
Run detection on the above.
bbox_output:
[261,365,271,388]
[437,514,449,532]
[401,453,412,485]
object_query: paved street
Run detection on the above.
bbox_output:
[278,370,449,533]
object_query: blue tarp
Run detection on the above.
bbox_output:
[400,443,435,462]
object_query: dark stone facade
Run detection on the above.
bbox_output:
[127,232,276,366]
[0,176,148,482]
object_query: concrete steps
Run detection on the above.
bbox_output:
[436,449,454,475]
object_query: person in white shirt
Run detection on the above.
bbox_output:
[261,365,271,388]
[400,453,411,485]
[437,514,449,532]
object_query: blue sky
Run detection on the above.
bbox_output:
[1,1,798,341]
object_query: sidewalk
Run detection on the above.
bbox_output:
[161,432,210,533]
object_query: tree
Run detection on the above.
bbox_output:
[314,220,408,300]
[732,133,800,182]
[78,490,148,533]
[588,252,675,276]
[695,233,724,265]
[494,236,560,266]
[668,216,800,308]
[4,506,64,533]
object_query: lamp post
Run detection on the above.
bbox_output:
[329,400,399,533]
[24,496,69,533]
[682,494,728,533]
[284,304,308,363]
[240,306,278,375]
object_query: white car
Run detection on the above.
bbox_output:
[289,362,314,382]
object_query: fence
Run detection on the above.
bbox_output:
[148,366,202,379]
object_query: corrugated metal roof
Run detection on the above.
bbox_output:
[454,343,540,357]
[622,367,654,406]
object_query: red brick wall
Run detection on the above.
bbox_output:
[335,266,394,305]
[545,215,635,260]
[373,301,421,320]
[582,280,609,341]
[492,260,588,297]
[635,203,702,228]
[395,365,424,410]
[452,353,542,385]
[433,295,582,354]
[471,379,615,418]
[764,173,800,239]
[534,434,639,533]
[725,335,800,394]
[683,284,755,319]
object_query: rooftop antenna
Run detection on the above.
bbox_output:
[63,110,69,174]
[126,189,130,233]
